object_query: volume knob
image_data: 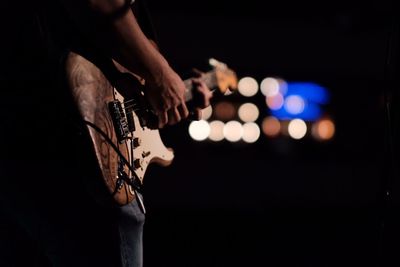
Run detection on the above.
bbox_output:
[133,138,141,147]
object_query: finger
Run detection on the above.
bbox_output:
[193,108,202,120]
[178,102,190,119]
[191,68,204,78]
[167,107,181,125]
[158,111,168,128]
[193,80,212,108]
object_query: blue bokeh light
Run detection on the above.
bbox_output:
[270,82,329,121]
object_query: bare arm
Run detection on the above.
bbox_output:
[61,0,211,127]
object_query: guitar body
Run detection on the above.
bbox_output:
[65,52,173,206]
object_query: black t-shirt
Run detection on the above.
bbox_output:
[0,0,157,158]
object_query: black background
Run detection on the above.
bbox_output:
[141,1,399,266]
[1,0,398,266]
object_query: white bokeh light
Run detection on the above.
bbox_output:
[188,120,210,141]
[242,122,261,143]
[238,103,259,122]
[288,119,307,139]
[201,105,213,120]
[260,77,280,97]
[208,120,225,141]
[223,121,243,142]
[284,95,305,115]
[238,77,259,97]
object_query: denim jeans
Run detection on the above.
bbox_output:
[0,159,145,267]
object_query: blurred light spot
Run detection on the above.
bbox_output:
[288,119,307,139]
[238,103,259,122]
[223,121,243,142]
[286,82,329,104]
[208,120,225,141]
[260,77,280,97]
[277,78,288,95]
[266,93,284,110]
[262,116,281,137]
[201,105,213,120]
[271,101,322,121]
[312,119,335,141]
[188,120,210,141]
[284,95,305,115]
[238,77,259,97]
[214,101,236,121]
[242,122,260,143]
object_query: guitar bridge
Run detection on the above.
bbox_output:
[108,100,130,143]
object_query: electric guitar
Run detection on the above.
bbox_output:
[65,52,237,208]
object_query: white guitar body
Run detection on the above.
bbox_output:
[113,89,174,195]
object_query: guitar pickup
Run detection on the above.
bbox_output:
[108,100,130,143]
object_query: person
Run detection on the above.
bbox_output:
[0,0,212,266]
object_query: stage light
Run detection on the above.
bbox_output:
[214,101,236,121]
[238,103,259,122]
[223,121,243,142]
[288,119,307,140]
[208,120,225,142]
[266,93,284,110]
[269,81,329,121]
[285,82,329,104]
[276,78,288,95]
[312,118,335,141]
[238,77,259,97]
[201,105,213,120]
[261,116,281,137]
[260,77,280,97]
[188,120,210,141]
[284,95,305,115]
[242,122,260,143]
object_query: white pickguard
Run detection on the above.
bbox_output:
[114,88,174,192]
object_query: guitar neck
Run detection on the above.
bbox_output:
[183,71,217,102]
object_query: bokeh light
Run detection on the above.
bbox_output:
[201,105,213,120]
[208,120,225,141]
[238,103,259,122]
[266,93,284,110]
[312,119,335,141]
[238,77,259,97]
[288,119,307,139]
[262,116,281,137]
[223,121,243,142]
[242,122,260,143]
[284,95,306,115]
[188,120,210,141]
[260,77,280,97]
[214,101,236,121]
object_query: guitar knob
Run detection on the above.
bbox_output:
[134,159,142,169]
[133,138,141,147]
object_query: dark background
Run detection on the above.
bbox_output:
[1,1,398,266]
[140,1,399,266]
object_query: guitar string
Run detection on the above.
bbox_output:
[123,105,140,111]
[123,99,136,105]
[123,104,138,109]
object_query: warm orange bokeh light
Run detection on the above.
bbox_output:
[262,116,281,137]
